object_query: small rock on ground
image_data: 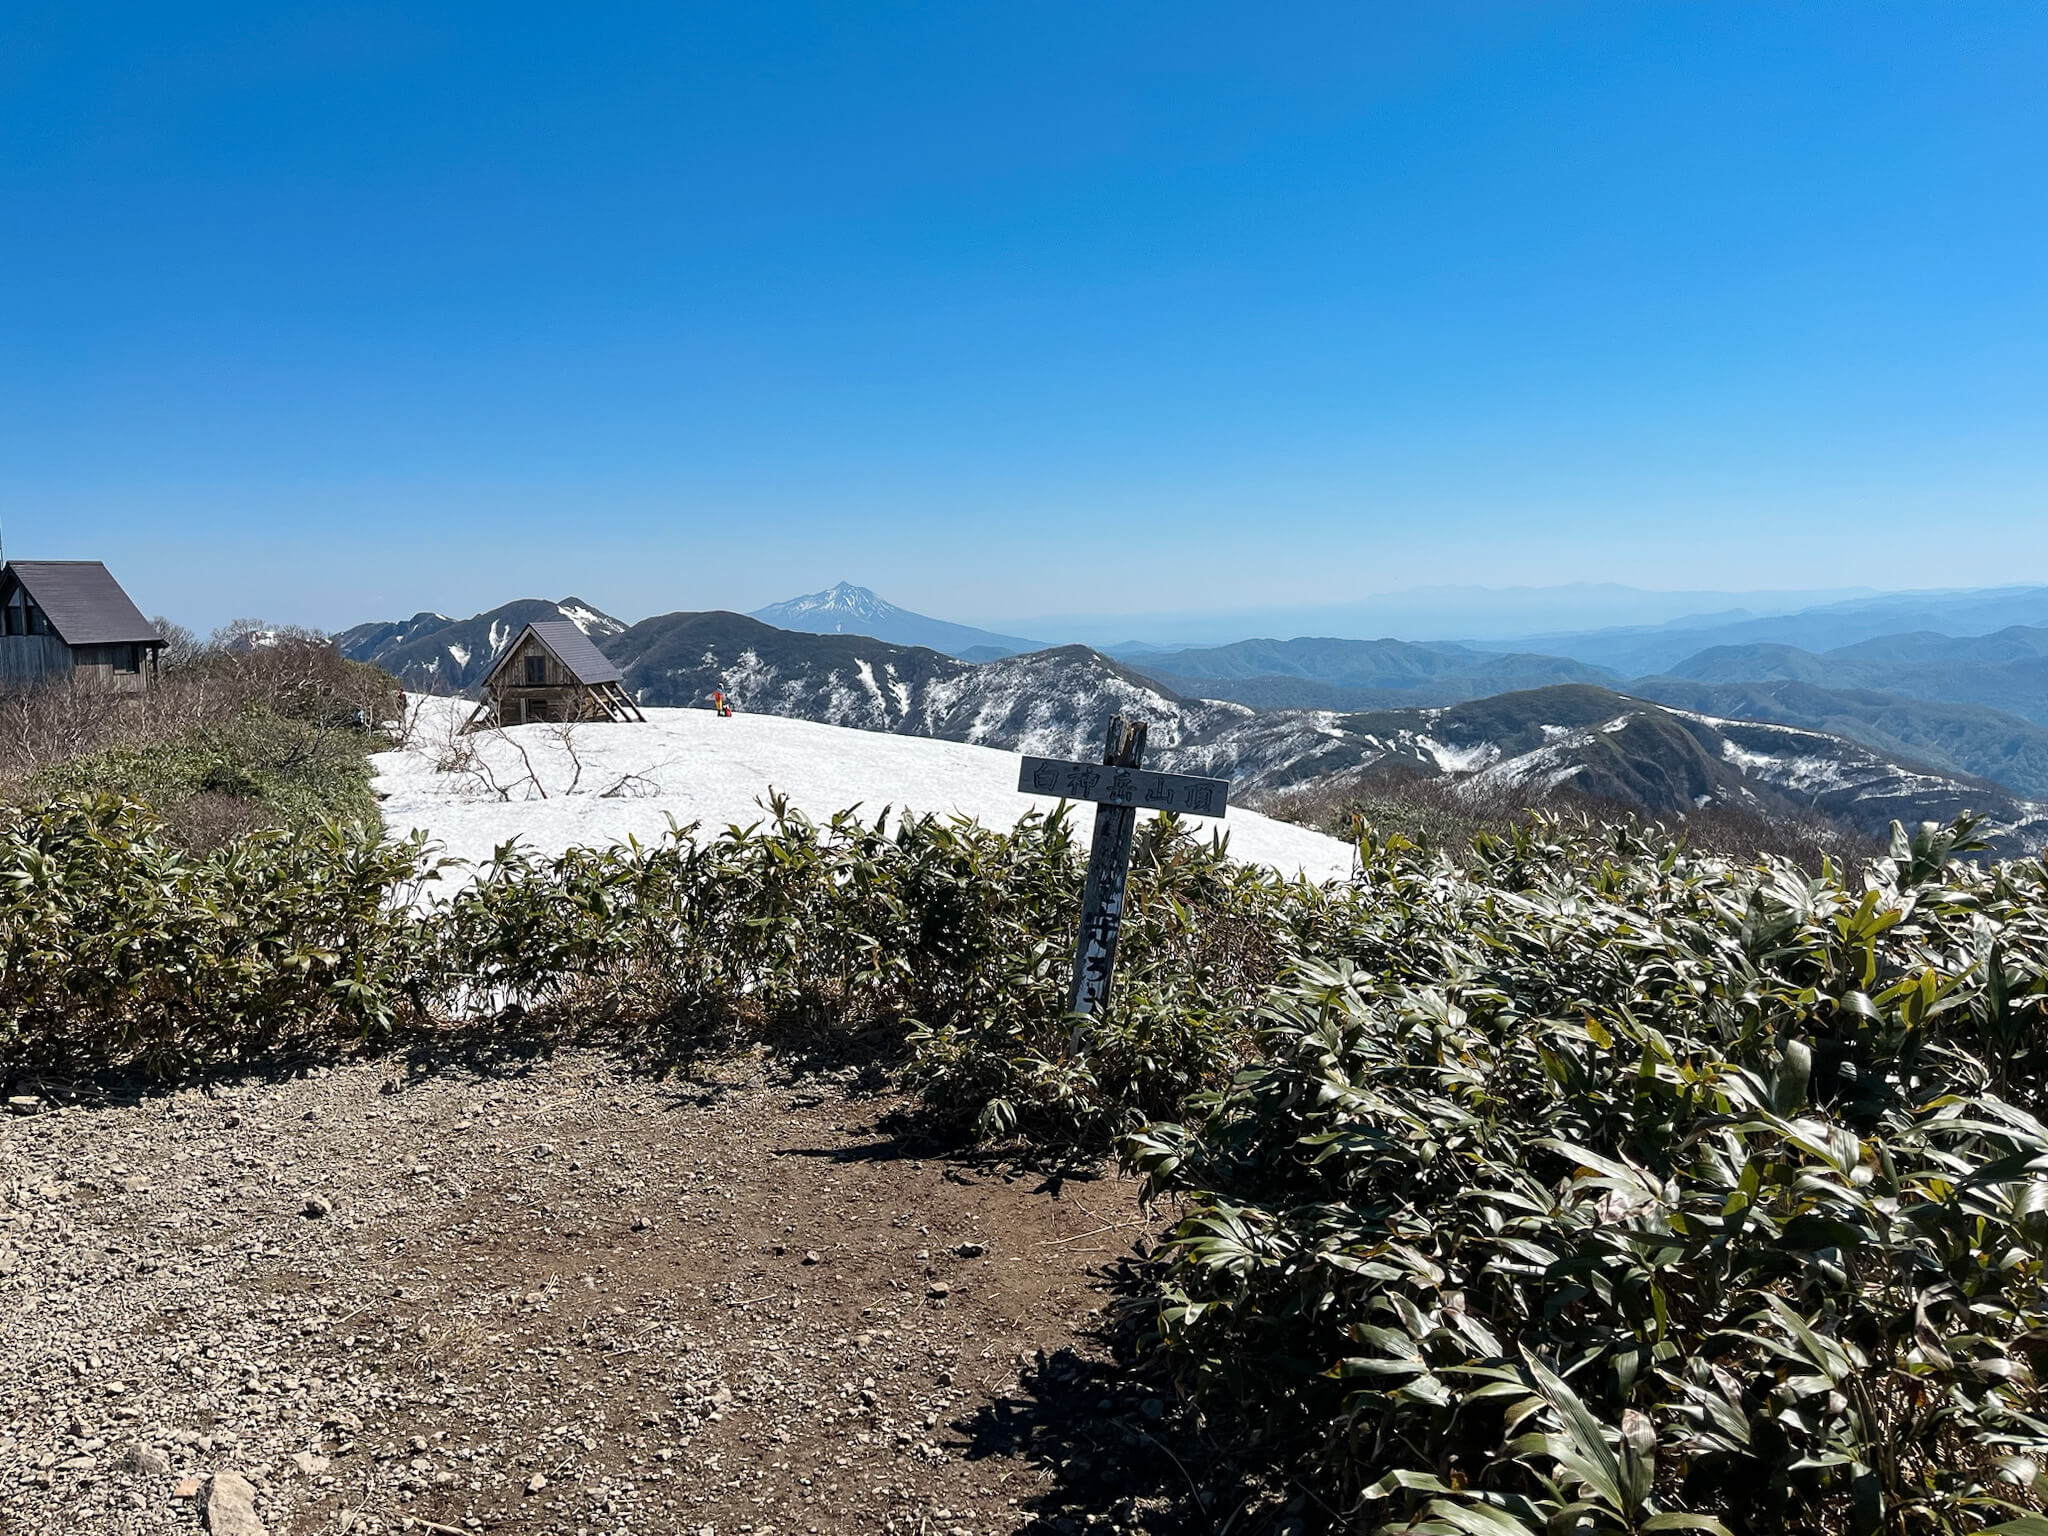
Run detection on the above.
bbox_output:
[206,1469,266,1536]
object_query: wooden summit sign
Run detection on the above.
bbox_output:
[1018,716,1233,1018]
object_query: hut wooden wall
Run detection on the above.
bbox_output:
[0,637,152,693]
[0,636,73,686]
[70,643,152,695]
[484,633,595,724]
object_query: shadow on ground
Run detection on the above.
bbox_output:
[953,1262,1298,1535]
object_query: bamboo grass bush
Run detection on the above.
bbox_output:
[1123,816,2048,1535]
[6,780,2048,1532]
[0,793,440,1072]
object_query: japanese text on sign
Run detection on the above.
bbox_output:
[1016,756,1229,818]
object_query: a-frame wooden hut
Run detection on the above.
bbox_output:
[468,620,644,729]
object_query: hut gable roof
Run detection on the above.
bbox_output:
[487,620,624,687]
[4,561,163,646]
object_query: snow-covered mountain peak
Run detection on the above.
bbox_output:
[557,599,627,637]
[758,583,904,627]
[748,585,1045,658]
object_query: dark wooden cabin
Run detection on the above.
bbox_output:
[0,561,164,694]
[468,620,644,728]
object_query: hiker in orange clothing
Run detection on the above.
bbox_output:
[711,689,735,718]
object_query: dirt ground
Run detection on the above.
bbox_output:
[1,1043,1265,1536]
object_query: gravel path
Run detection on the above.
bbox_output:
[1,1048,1217,1535]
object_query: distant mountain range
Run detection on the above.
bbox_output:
[338,594,2048,856]
[1010,583,1880,650]
[1132,636,1621,708]
[1021,582,2048,655]
[1103,631,2048,798]
[750,582,1044,659]
[1499,587,2048,675]
[1651,625,2048,724]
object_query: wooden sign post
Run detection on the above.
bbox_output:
[1017,715,1233,1018]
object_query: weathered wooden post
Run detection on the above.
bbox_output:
[1067,714,1147,1017]
[1017,715,1233,1018]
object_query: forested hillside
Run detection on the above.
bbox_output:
[1629,676,2048,797]
[1513,586,2048,674]
[1657,625,2048,725]
[1132,634,1619,698]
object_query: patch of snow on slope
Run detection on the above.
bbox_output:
[560,604,624,636]
[446,642,470,668]
[1719,739,1851,793]
[1416,736,1501,774]
[1464,739,1586,795]
[1769,757,1856,793]
[965,679,1036,747]
[853,659,886,716]
[1719,741,1777,775]
[723,650,777,708]
[1985,805,2048,848]
[916,671,973,733]
[373,698,1356,887]
[1672,708,1835,747]
[824,668,887,729]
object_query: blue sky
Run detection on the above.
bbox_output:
[4,4,2044,634]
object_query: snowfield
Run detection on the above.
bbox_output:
[373,699,1358,886]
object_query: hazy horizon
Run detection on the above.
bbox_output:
[296,575,2048,655]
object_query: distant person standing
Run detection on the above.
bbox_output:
[711,689,735,718]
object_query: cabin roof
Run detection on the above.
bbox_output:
[3,561,163,646]
[487,620,624,687]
